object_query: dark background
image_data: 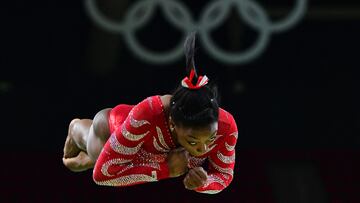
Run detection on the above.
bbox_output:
[1,0,359,202]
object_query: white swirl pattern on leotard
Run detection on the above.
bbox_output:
[225,142,236,151]
[208,158,234,176]
[217,152,235,164]
[121,125,149,141]
[198,190,222,194]
[110,134,144,155]
[129,114,150,128]
[156,127,170,150]
[152,137,169,152]
[94,174,157,186]
[101,158,132,177]
[230,132,238,139]
[203,174,227,188]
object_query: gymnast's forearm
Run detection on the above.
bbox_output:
[92,159,171,187]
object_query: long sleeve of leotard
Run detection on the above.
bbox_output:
[195,114,238,194]
[92,98,170,187]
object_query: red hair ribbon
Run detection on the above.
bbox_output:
[181,69,209,89]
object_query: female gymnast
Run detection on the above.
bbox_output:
[62,33,238,194]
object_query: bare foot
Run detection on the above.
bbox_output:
[63,119,81,159]
[63,151,95,172]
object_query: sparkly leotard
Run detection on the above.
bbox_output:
[93,95,238,194]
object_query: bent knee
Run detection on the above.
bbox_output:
[92,108,112,141]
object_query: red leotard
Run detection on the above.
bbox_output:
[93,95,238,194]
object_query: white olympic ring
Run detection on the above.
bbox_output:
[85,0,307,65]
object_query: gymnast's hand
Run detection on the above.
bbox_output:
[167,147,189,178]
[183,167,208,190]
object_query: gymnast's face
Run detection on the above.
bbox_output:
[172,122,218,157]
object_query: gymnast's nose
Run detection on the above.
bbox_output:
[196,144,208,154]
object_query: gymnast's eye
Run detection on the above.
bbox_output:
[206,136,216,143]
[188,141,197,146]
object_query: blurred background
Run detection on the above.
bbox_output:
[1,0,359,202]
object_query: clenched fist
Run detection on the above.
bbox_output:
[166,147,189,178]
[183,167,208,190]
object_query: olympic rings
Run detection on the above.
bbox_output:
[85,0,307,65]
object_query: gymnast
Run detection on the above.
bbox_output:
[62,32,238,194]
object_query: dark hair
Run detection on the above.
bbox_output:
[170,32,219,128]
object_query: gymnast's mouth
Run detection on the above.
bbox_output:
[189,151,208,157]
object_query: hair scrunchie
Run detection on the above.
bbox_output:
[181,69,209,90]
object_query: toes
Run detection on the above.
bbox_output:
[62,152,94,172]
[63,157,82,172]
[63,137,81,159]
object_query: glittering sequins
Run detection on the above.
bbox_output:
[153,137,170,152]
[221,173,231,180]
[121,125,149,141]
[204,174,227,188]
[129,114,150,128]
[110,135,144,155]
[230,132,238,139]
[138,149,167,162]
[188,156,207,168]
[138,162,160,170]
[208,158,234,176]
[135,149,166,170]
[94,174,157,186]
[156,127,170,150]
[225,142,236,151]
[101,158,132,177]
[198,190,221,194]
[100,148,164,182]
[217,152,235,164]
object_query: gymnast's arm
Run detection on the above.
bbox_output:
[92,98,170,186]
[92,98,188,186]
[194,117,238,194]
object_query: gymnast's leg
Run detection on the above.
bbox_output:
[62,108,112,172]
